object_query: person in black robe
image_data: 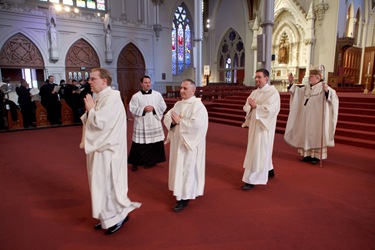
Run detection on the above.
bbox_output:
[39,75,61,125]
[16,79,36,128]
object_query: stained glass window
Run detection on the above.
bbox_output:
[77,0,86,8]
[97,0,105,11]
[63,0,73,5]
[87,0,96,9]
[218,29,245,83]
[172,3,192,75]
[40,1,105,11]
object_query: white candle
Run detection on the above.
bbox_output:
[367,62,370,74]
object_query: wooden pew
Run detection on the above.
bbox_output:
[35,101,50,127]
[60,99,74,125]
[7,107,23,129]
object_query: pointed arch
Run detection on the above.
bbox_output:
[117,42,145,103]
[217,28,245,84]
[0,33,44,68]
[354,8,361,45]
[65,38,100,81]
[346,4,354,37]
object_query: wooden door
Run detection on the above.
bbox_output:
[117,43,145,103]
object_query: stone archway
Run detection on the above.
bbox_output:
[0,33,45,87]
[117,43,145,103]
[65,39,100,82]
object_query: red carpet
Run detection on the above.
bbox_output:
[0,121,374,249]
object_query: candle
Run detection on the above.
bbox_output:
[367,62,371,74]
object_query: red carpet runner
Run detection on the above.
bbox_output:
[0,121,374,249]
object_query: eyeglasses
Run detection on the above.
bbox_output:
[89,77,102,81]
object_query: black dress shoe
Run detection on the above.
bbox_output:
[311,158,320,165]
[301,156,313,162]
[131,165,138,171]
[94,222,102,230]
[173,200,189,212]
[241,183,254,191]
[106,216,129,235]
[268,169,275,178]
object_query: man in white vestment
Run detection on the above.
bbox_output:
[241,69,280,191]
[128,76,167,171]
[80,68,141,235]
[284,68,339,165]
[163,79,208,211]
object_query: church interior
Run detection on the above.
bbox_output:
[0,0,374,249]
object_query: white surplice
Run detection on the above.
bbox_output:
[80,87,140,229]
[241,84,280,185]
[284,82,339,159]
[163,96,208,200]
[129,90,166,143]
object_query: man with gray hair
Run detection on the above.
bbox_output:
[284,67,339,165]
[163,79,208,212]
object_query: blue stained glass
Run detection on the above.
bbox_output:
[172,27,176,75]
[229,31,236,41]
[172,3,191,75]
[236,41,244,52]
[185,24,191,67]
[177,24,184,74]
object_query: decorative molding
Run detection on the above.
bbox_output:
[314,3,329,21]
[304,38,315,45]
[0,33,44,67]
[151,0,164,5]
[65,39,99,67]
[153,24,162,40]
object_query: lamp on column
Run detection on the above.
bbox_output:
[152,0,164,40]
[153,24,162,40]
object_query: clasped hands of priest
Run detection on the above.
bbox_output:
[83,93,96,112]
[144,105,154,112]
[247,97,257,109]
[171,111,181,125]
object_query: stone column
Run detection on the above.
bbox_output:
[194,0,203,86]
[260,0,274,72]
[303,3,316,85]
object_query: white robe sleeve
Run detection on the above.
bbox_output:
[82,95,124,154]
[178,102,208,151]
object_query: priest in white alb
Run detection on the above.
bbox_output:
[80,68,141,235]
[284,67,339,165]
[241,69,280,191]
[163,79,208,211]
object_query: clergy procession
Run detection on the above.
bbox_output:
[78,65,338,235]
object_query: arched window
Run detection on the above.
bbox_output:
[39,0,106,11]
[172,2,192,75]
[218,29,245,84]
[354,9,360,45]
